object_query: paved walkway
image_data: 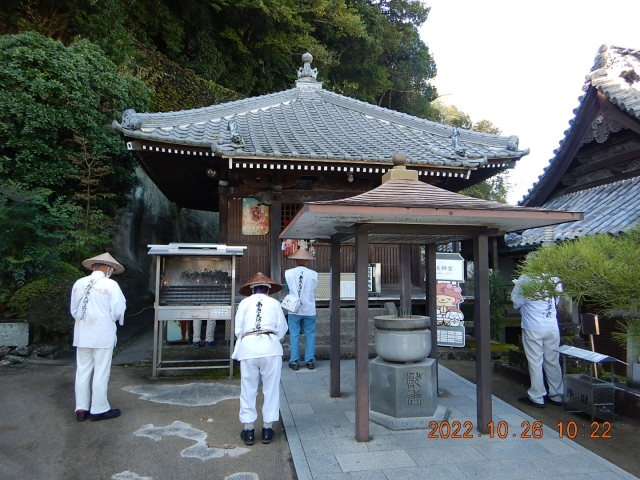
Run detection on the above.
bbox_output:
[279,360,638,480]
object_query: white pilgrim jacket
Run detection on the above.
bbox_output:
[71,271,126,348]
[232,293,287,361]
[284,265,318,316]
[511,275,562,332]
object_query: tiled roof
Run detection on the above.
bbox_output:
[520,45,640,204]
[505,176,640,247]
[112,55,528,169]
[589,45,640,119]
[315,178,541,212]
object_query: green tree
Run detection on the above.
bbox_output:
[0,32,150,207]
[515,226,640,359]
[460,175,510,203]
[515,226,640,314]
[0,32,151,302]
[324,0,438,119]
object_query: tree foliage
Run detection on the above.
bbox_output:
[515,225,640,315]
[0,0,438,115]
[0,32,150,206]
[515,226,640,357]
[324,1,439,119]
[0,32,151,303]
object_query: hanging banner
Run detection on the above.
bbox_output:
[435,253,466,347]
[242,198,269,235]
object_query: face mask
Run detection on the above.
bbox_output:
[106,267,114,278]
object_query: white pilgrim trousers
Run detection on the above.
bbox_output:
[75,347,113,414]
[192,319,216,342]
[522,328,564,404]
[239,355,282,425]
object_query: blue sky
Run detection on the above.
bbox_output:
[419,0,640,204]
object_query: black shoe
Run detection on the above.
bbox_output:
[240,429,255,445]
[90,409,121,421]
[262,427,275,444]
[518,396,545,408]
[192,341,201,349]
[289,361,299,371]
[546,397,564,406]
[306,360,315,370]
[76,410,89,422]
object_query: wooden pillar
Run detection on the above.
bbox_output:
[270,187,283,288]
[473,234,491,434]
[330,239,341,397]
[354,226,370,442]
[218,186,228,244]
[491,236,499,273]
[425,244,438,386]
[399,244,412,314]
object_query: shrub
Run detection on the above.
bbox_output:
[8,262,83,334]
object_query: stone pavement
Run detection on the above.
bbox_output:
[3,311,639,480]
[279,360,640,480]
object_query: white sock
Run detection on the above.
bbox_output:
[263,422,272,429]
[243,423,254,430]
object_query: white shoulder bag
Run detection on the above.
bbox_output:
[281,270,304,313]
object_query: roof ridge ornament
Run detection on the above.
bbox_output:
[298,52,318,80]
[295,53,322,92]
[449,127,467,157]
[211,118,245,154]
[506,135,519,151]
[121,109,142,130]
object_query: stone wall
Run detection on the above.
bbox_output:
[111,167,220,313]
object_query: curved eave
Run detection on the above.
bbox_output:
[281,200,582,242]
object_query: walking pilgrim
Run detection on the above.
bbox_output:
[70,253,126,422]
[232,272,287,445]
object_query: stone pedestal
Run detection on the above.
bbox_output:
[0,322,29,347]
[370,356,447,429]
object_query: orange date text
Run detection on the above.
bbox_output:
[556,421,611,439]
[487,421,544,438]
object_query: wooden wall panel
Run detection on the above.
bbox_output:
[227,197,424,287]
[282,243,401,284]
[227,198,270,287]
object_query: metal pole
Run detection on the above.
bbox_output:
[399,244,412,314]
[152,255,161,378]
[230,255,237,379]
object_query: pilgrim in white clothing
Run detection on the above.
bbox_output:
[512,275,564,407]
[70,253,126,421]
[283,247,318,370]
[232,272,287,445]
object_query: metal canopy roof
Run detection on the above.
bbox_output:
[280,177,584,243]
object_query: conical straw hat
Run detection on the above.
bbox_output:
[288,247,315,261]
[81,252,125,274]
[239,272,283,296]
